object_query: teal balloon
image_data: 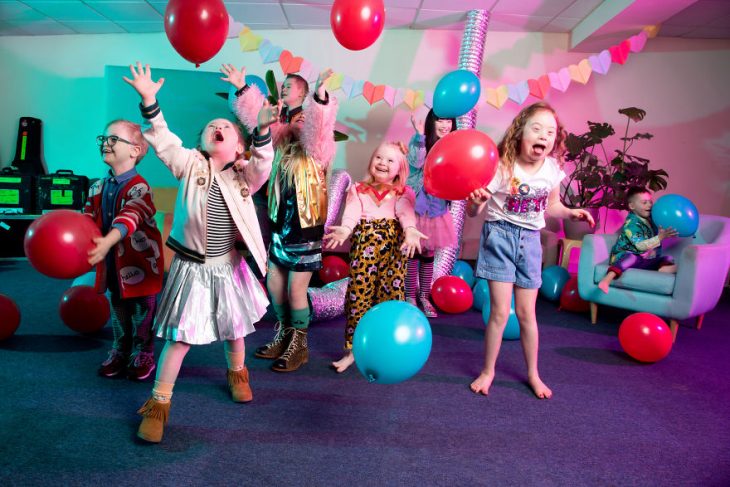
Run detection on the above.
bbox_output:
[451,260,475,287]
[71,271,96,288]
[245,74,268,96]
[482,295,520,340]
[352,300,432,384]
[651,194,699,237]
[472,278,489,311]
[433,69,481,118]
[540,265,571,301]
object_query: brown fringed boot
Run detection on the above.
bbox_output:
[272,328,308,373]
[227,366,253,403]
[254,322,293,359]
[137,397,171,443]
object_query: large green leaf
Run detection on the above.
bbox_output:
[618,107,646,122]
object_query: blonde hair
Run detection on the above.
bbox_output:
[277,132,309,188]
[364,141,409,189]
[105,119,149,165]
[497,102,566,179]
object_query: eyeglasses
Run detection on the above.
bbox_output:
[96,135,136,148]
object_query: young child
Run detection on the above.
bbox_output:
[466,102,594,399]
[406,109,458,317]
[124,62,277,443]
[598,187,678,293]
[225,65,338,373]
[323,142,427,373]
[86,119,164,381]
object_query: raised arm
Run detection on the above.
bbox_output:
[301,70,338,170]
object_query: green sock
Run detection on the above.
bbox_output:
[272,302,290,326]
[290,307,310,330]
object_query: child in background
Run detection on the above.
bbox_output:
[225,65,338,373]
[324,142,427,373]
[86,119,164,381]
[406,109,458,318]
[125,62,277,443]
[466,102,594,399]
[598,187,677,293]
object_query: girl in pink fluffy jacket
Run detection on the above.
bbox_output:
[223,66,338,372]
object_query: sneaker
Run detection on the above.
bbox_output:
[98,349,127,378]
[127,352,156,381]
[419,295,438,318]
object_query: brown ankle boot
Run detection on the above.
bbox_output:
[254,322,293,359]
[272,328,308,372]
[137,397,171,443]
[227,366,253,403]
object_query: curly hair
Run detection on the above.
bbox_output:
[497,102,566,180]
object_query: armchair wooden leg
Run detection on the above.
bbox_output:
[669,320,679,343]
[590,302,598,324]
[695,314,705,330]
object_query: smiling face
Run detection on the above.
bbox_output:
[200,118,244,162]
[369,144,404,185]
[434,118,453,139]
[628,191,653,218]
[518,110,557,164]
[100,122,140,173]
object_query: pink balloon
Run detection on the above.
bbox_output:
[431,276,473,314]
[165,0,229,67]
[330,0,385,51]
[619,312,673,363]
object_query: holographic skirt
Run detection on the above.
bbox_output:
[268,231,323,272]
[155,252,269,345]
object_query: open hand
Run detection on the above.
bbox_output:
[123,62,164,107]
[467,187,491,205]
[658,226,678,240]
[569,208,595,227]
[315,68,334,99]
[410,114,425,136]
[220,64,246,90]
[401,227,428,259]
[257,99,281,135]
[323,225,352,249]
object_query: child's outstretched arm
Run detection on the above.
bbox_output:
[301,69,338,170]
[223,64,270,135]
[239,100,277,194]
[407,114,427,170]
[546,187,595,227]
[466,187,491,217]
[396,186,427,258]
[123,62,164,108]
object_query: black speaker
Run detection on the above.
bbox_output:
[12,117,47,176]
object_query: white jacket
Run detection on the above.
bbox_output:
[143,110,274,275]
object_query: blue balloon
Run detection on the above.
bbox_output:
[472,278,489,311]
[451,260,475,288]
[245,74,269,96]
[482,295,520,340]
[651,194,699,238]
[71,271,96,288]
[540,265,571,301]
[433,70,481,118]
[352,301,432,384]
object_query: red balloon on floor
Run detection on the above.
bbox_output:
[24,210,101,279]
[559,276,590,313]
[165,0,229,66]
[619,312,673,363]
[0,294,21,341]
[319,255,349,284]
[59,286,110,334]
[423,129,499,201]
[431,276,473,314]
[330,0,385,51]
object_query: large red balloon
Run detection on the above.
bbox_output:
[423,129,499,201]
[24,210,101,279]
[431,276,473,314]
[0,294,21,341]
[165,0,229,67]
[59,286,110,334]
[619,312,673,363]
[319,255,349,284]
[330,0,385,51]
[559,276,590,313]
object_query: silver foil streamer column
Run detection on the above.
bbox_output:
[309,169,352,321]
[433,9,490,281]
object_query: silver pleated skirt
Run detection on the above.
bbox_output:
[155,251,269,345]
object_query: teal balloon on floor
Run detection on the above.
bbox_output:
[540,265,571,301]
[472,278,489,311]
[352,301,432,384]
[482,295,520,340]
[451,260,475,288]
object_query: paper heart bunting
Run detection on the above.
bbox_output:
[279,50,303,75]
[527,75,551,99]
[349,80,365,99]
[507,81,530,105]
[393,88,406,107]
[259,40,283,64]
[239,27,262,51]
[382,86,396,107]
[486,86,509,109]
[325,72,344,91]
[589,50,612,75]
[363,82,387,105]
[629,31,648,52]
[609,40,631,65]
[568,59,592,84]
[548,68,571,92]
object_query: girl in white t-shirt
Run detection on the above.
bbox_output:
[466,102,594,399]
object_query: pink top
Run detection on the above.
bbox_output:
[340,182,417,231]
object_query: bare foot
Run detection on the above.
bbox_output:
[528,375,552,399]
[598,280,610,294]
[470,371,494,395]
[331,352,354,373]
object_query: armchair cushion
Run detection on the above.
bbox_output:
[593,264,675,295]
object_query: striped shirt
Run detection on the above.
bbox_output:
[206,178,237,258]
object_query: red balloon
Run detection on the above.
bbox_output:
[0,294,21,341]
[330,0,385,51]
[165,0,229,67]
[319,255,349,284]
[559,276,590,312]
[24,210,101,279]
[431,276,473,314]
[423,129,499,201]
[59,286,110,334]
[619,312,673,363]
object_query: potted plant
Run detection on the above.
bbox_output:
[560,107,669,239]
